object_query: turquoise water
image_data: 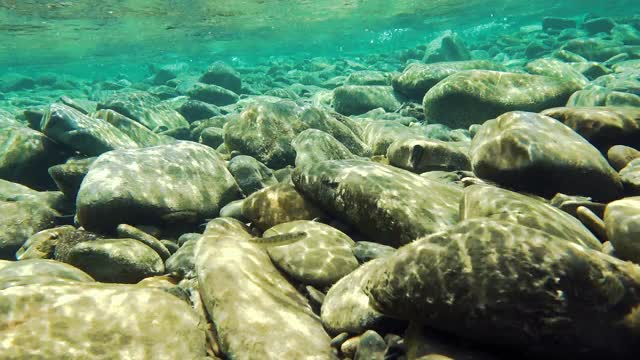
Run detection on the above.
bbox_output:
[2,1,640,359]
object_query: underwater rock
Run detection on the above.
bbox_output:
[116,223,171,261]
[0,73,35,92]
[524,58,589,87]
[195,225,332,359]
[241,183,326,231]
[0,282,207,359]
[0,258,94,285]
[300,107,371,157]
[0,196,59,260]
[292,129,359,169]
[386,138,471,173]
[94,109,176,147]
[423,31,471,63]
[620,158,640,193]
[228,155,278,196]
[199,61,242,93]
[354,330,386,360]
[41,103,139,156]
[16,225,75,260]
[462,184,602,249]
[392,60,506,100]
[360,119,424,156]
[423,70,581,128]
[150,63,188,85]
[0,124,68,190]
[177,99,220,122]
[187,82,239,106]
[561,38,631,62]
[333,85,401,116]
[364,218,640,359]
[165,237,197,278]
[542,17,577,31]
[263,220,359,287]
[608,145,640,171]
[541,106,640,151]
[48,157,95,200]
[0,109,25,127]
[292,159,462,247]
[352,241,395,263]
[470,111,622,201]
[65,238,164,283]
[198,126,224,148]
[76,141,241,232]
[321,258,395,335]
[224,101,307,168]
[605,197,640,264]
[97,91,189,131]
[567,87,640,107]
[613,24,640,45]
[345,70,391,86]
[584,17,617,35]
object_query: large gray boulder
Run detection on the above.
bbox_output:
[470,111,622,201]
[364,218,640,359]
[292,159,462,247]
[77,141,241,232]
[423,70,581,128]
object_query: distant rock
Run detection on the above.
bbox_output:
[423,31,471,63]
[542,17,577,31]
[423,70,581,128]
[187,82,239,106]
[333,85,401,116]
[199,61,242,93]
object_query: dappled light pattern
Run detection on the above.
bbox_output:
[94,109,176,147]
[0,258,94,284]
[470,111,622,201]
[77,141,241,232]
[0,197,58,259]
[364,218,640,358]
[423,70,581,128]
[0,283,208,359]
[292,159,462,247]
[462,184,602,249]
[41,103,139,156]
[195,222,332,359]
[97,91,188,131]
[263,220,359,287]
[524,58,589,87]
[241,183,326,231]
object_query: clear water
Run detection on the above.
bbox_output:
[1,0,637,78]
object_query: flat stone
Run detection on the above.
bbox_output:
[387,138,470,173]
[300,107,371,157]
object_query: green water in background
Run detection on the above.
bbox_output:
[1,0,638,80]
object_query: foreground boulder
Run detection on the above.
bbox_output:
[470,111,622,201]
[0,282,207,359]
[195,223,332,359]
[423,70,581,128]
[77,142,241,232]
[292,160,462,247]
[364,218,640,359]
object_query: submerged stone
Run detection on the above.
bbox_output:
[605,197,640,264]
[48,157,96,200]
[423,31,471,63]
[97,92,189,131]
[470,111,622,201]
[423,70,581,128]
[364,218,640,359]
[77,141,241,232]
[333,85,401,116]
[195,226,332,359]
[387,138,471,173]
[292,129,359,168]
[94,108,176,147]
[228,155,278,196]
[292,159,462,247]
